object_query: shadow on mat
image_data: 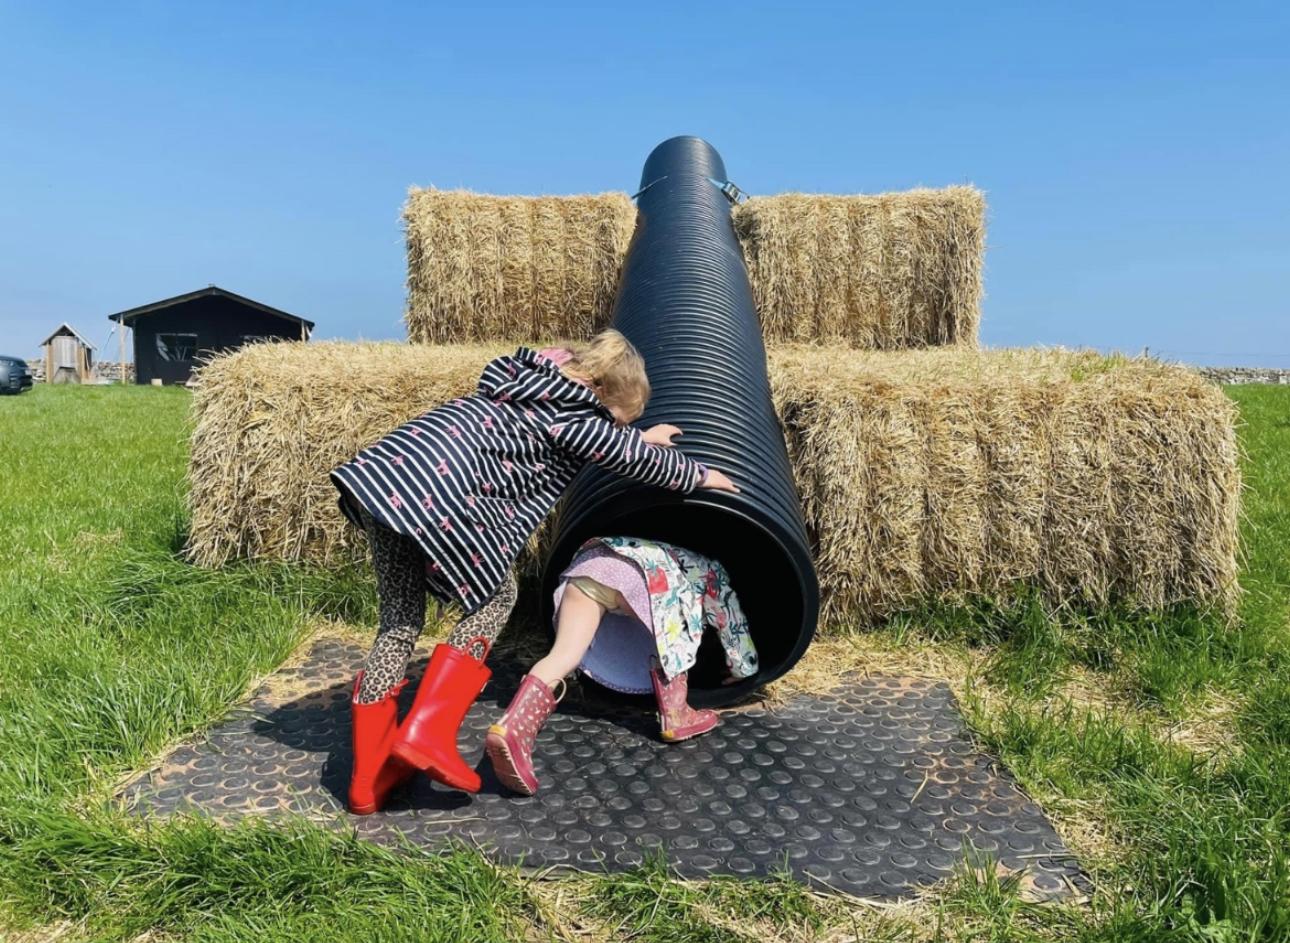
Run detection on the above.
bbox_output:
[249,645,661,810]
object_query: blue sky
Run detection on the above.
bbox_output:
[2,2,1287,366]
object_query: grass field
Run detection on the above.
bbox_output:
[0,382,1287,942]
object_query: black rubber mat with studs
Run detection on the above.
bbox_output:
[120,637,1087,900]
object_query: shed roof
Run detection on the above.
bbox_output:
[108,285,315,329]
[40,322,96,349]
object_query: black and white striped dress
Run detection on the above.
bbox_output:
[331,346,707,614]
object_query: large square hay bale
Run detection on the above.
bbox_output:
[186,341,543,571]
[188,342,1239,628]
[403,189,637,345]
[401,186,985,348]
[767,346,1240,622]
[735,188,985,348]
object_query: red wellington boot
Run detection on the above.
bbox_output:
[389,638,491,793]
[348,673,415,815]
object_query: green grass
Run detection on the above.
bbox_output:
[1,382,1288,942]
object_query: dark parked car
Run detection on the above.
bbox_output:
[0,356,34,394]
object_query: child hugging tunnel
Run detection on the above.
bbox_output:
[330,329,741,813]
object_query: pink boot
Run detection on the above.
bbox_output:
[651,664,719,741]
[485,675,563,796]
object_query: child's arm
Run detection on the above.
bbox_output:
[549,413,709,493]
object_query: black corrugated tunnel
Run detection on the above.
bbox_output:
[541,136,820,708]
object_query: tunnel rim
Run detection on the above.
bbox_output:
[540,489,819,708]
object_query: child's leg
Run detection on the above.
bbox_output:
[445,571,518,660]
[356,509,427,704]
[486,582,605,796]
[528,583,607,686]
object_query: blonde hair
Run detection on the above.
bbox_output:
[559,328,650,420]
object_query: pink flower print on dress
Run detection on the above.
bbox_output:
[435,460,450,476]
[410,427,421,437]
[549,422,566,436]
[421,493,434,510]
[391,455,404,466]
[524,408,536,419]
[439,517,453,532]
[415,527,423,535]
[470,552,482,568]
[475,524,485,533]
[482,416,494,430]
[458,584,470,597]
[499,542,510,555]
[482,481,494,494]
[498,392,511,402]
[449,424,462,439]
[504,505,515,521]
[506,363,517,377]
[466,496,476,508]
[357,457,367,465]
[502,460,514,474]
[534,462,546,472]
[430,561,441,573]
[388,492,402,509]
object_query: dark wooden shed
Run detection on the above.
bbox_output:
[108,286,314,385]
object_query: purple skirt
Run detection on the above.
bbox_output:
[553,543,656,694]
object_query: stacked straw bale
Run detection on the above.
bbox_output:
[188,341,1240,627]
[733,188,985,347]
[403,189,637,345]
[402,186,985,348]
[769,346,1240,622]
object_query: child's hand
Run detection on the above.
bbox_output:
[700,468,740,493]
[642,423,683,447]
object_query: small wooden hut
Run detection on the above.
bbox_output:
[40,323,96,384]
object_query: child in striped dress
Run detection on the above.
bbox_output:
[331,329,738,813]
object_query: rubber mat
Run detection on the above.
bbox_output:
[120,637,1087,900]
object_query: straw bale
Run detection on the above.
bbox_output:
[188,342,516,566]
[402,189,637,345]
[733,187,986,347]
[402,186,984,348]
[768,346,1241,623]
[187,342,1240,628]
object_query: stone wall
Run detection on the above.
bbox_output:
[24,359,135,383]
[1197,367,1290,385]
[94,361,136,383]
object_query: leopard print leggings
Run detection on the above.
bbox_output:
[355,506,517,703]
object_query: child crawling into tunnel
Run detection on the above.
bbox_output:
[329,331,740,814]
[487,535,758,796]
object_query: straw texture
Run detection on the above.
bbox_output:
[769,345,1240,622]
[733,188,986,347]
[401,186,985,348]
[403,189,637,345]
[187,342,1240,627]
